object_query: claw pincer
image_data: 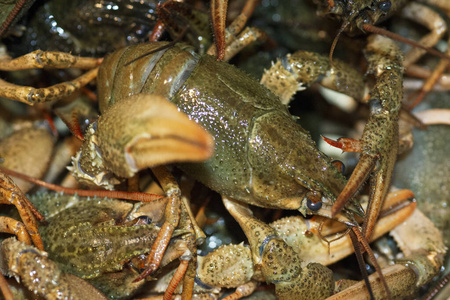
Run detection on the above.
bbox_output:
[331,35,404,239]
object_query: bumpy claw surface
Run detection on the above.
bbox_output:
[331,35,404,240]
[193,190,427,299]
[261,50,365,105]
[223,196,335,300]
[197,243,254,288]
[70,94,214,189]
[0,238,107,300]
[193,190,415,299]
[29,193,166,280]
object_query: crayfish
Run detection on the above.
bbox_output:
[0,0,449,298]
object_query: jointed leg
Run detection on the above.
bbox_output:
[401,2,447,67]
[0,50,100,70]
[0,68,98,105]
[135,165,181,281]
[0,173,44,250]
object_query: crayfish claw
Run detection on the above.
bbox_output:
[96,94,214,179]
[332,154,377,217]
[321,136,361,153]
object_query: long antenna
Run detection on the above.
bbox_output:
[362,24,450,61]
[329,20,350,66]
[0,167,164,202]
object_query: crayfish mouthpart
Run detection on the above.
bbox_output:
[69,124,122,190]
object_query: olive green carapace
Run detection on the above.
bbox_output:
[34,194,160,279]
[173,54,347,209]
[98,42,348,211]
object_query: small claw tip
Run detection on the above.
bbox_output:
[321,135,342,149]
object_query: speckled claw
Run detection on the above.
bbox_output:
[191,190,417,299]
[331,35,404,241]
[96,94,214,179]
[331,153,377,218]
[0,238,108,300]
[223,196,335,300]
[70,94,214,189]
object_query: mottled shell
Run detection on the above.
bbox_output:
[97,42,349,211]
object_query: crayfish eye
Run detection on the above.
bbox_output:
[331,160,346,174]
[307,199,323,211]
[136,216,152,224]
[378,0,391,12]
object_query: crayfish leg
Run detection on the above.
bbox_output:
[134,166,200,293]
[208,0,262,62]
[221,281,258,300]
[210,0,228,61]
[0,69,98,105]
[0,50,100,70]
[0,273,13,300]
[0,173,44,250]
[407,39,450,110]
[0,50,100,105]
[163,250,191,300]
[0,217,32,246]
[135,166,182,282]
